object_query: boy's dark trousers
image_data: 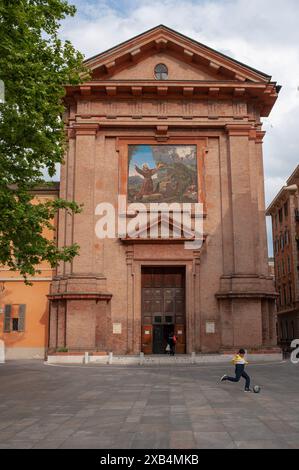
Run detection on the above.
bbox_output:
[225,364,250,389]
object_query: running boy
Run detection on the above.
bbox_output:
[220,349,252,392]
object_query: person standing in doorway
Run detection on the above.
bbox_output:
[168,332,177,356]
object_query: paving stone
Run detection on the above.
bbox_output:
[193,432,234,449]
[0,360,299,449]
[235,439,291,449]
[169,431,196,449]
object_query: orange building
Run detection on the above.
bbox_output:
[0,184,59,359]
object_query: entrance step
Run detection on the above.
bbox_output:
[47,352,283,365]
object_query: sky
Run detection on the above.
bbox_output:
[58,0,299,254]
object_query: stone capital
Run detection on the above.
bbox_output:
[72,123,99,136]
[225,124,253,137]
[255,130,266,143]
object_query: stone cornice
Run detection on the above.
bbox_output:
[266,184,298,215]
[71,79,276,89]
[225,123,266,144]
[72,123,99,136]
[225,124,253,136]
[64,81,277,117]
[255,130,266,143]
[215,291,279,300]
[47,291,112,301]
[287,164,299,186]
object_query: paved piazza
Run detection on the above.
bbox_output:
[0,360,299,449]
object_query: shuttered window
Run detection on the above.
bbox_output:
[3,304,26,332]
[4,305,11,332]
[18,304,26,332]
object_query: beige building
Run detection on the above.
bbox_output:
[47,25,280,355]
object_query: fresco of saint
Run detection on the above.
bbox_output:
[134,163,158,197]
[128,145,198,203]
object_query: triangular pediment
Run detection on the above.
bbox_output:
[110,50,226,81]
[120,212,205,244]
[85,25,271,83]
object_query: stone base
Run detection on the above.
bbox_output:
[46,352,283,365]
[48,275,113,352]
[5,347,45,360]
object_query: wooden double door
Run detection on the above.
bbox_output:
[141,267,186,354]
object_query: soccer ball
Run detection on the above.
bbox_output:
[253,385,261,393]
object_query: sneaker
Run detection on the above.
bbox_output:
[244,388,252,392]
[220,374,227,382]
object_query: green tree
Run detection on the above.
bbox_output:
[0,0,87,282]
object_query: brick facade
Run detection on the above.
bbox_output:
[48,25,280,355]
[266,165,299,350]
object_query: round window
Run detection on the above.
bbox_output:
[154,63,168,80]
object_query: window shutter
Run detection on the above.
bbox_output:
[4,305,12,332]
[18,304,26,332]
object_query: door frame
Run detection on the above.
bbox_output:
[141,266,186,354]
[128,257,200,354]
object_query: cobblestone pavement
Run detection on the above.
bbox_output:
[0,360,299,449]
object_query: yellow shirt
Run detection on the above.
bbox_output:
[232,354,248,365]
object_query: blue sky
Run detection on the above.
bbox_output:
[57,0,299,255]
[128,146,157,177]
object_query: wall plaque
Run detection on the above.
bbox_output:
[113,323,122,334]
[206,321,215,334]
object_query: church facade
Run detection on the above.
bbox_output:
[48,26,280,355]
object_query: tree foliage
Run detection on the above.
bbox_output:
[0,0,87,281]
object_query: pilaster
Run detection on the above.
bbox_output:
[226,124,255,274]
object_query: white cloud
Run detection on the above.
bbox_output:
[58,0,299,254]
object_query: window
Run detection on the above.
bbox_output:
[289,284,292,304]
[287,256,291,273]
[281,320,287,339]
[3,304,26,333]
[284,201,289,218]
[291,321,295,339]
[280,234,284,251]
[285,230,289,245]
[279,208,283,223]
[154,63,168,80]
[283,285,287,305]
[165,316,173,323]
[285,321,289,339]
[12,318,19,331]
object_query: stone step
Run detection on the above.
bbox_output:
[47,352,283,365]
